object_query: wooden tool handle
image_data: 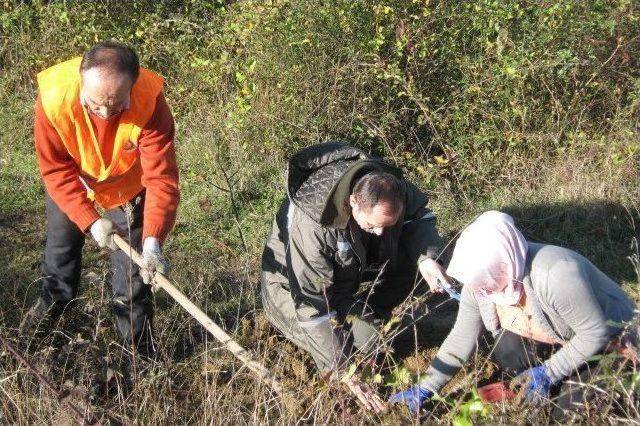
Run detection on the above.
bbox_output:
[112,234,284,396]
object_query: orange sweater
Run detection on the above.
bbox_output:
[34,92,179,243]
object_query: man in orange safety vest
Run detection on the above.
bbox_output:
[21,41,180,358]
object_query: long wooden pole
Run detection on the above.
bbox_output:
[112,235,285,396]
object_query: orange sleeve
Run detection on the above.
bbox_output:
[34,97,100,232]
[138,92,180,243]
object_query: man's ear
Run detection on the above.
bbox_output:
[79,89,86,106]
[349,194,357,209]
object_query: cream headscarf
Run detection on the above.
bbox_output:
[447,211,528,306]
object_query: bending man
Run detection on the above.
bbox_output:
[261,142,448,411]
[21,42,180,357]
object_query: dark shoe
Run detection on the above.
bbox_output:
[120,325,157,362]
[132,330,157,361]
[19,298,61,339]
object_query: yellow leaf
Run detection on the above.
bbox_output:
[434,155,449,165]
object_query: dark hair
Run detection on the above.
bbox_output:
[80,41,140,82]
[351,171,404,211]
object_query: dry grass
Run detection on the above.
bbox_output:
[1,0,640,423]
[1,118,639,425]
[2,185,639,425]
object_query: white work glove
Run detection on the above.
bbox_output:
[90,218,118,250]
[419,258,452,292]
[140,237,168,285]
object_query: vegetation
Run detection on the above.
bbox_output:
[1,0,639,423]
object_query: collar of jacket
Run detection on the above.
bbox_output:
[286,142,404,230]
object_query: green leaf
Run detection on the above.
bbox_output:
[384,366,412,387]
[340,363,358,383]
[453,409,472,426]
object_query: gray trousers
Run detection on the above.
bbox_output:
[40,192,153,349]
[261,265,416,372]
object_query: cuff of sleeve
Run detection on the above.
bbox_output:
[143,236,161,253]
[314,349,347,374]
[542,360,563,384]
[418,252,439,265]
[417,379,439,395]
[72,206,101,232]
[142,222,170,244]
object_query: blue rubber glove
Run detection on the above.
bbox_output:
[511,365,553,406]
[388,385,433,414]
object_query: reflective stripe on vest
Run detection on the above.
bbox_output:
[37,57,164,208]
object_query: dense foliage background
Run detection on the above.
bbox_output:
[1,0,639,423]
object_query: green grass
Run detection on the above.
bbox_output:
[0,0,639,423]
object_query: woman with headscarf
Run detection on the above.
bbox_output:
[389,211,637,418]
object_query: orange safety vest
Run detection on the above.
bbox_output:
[37,57,164,209]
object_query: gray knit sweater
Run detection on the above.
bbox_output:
[420,242,636,390]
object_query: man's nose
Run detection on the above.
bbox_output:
[99,107,120,118]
